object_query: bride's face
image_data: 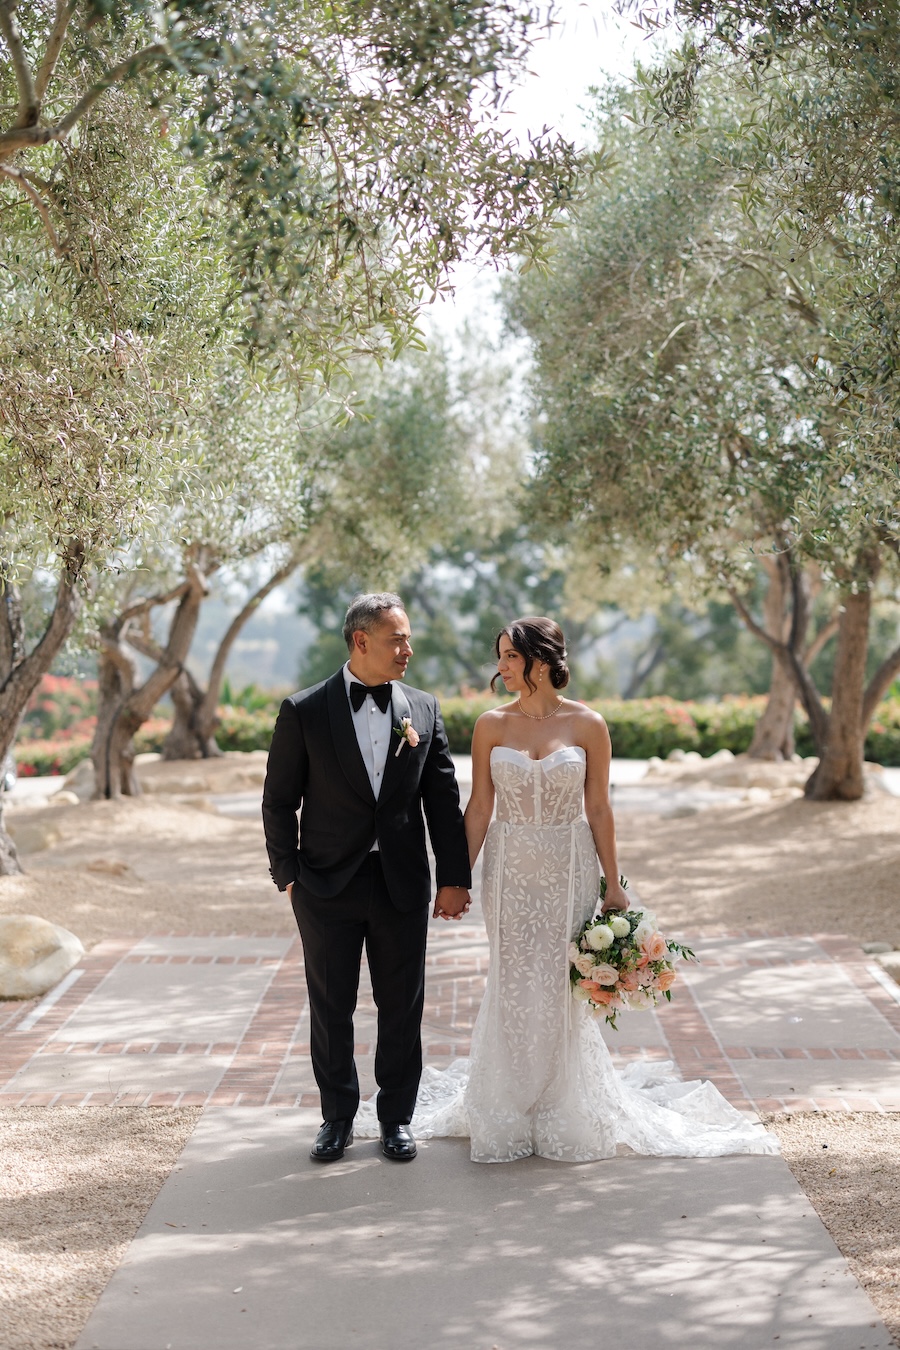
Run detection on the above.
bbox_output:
[496,635,527,691]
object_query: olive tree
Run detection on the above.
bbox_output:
[0,0,587,863]
[507,68,900,792]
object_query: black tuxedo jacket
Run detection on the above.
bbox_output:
[262,671,471,911]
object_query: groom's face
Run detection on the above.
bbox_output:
[352,607,413,685]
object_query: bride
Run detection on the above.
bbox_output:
[362,616,777,1162]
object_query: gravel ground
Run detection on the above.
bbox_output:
[0,1106,200,1350]
[764,1112,900,1346]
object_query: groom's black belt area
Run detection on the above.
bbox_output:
[349,682,392,712]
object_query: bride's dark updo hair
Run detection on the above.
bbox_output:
[491,616,570,694]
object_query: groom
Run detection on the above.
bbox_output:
[262,593,471,1163]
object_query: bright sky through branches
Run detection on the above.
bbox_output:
[427,0,655,338]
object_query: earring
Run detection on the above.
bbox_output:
[539,667,544,682]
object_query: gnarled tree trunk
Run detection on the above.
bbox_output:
[746,555,795,760]
[0,542,85,875]
[161,554,299,761]
[91,561,211,799]
[748,658,796,759]
[161,667,217,760]
[804,587,871,800]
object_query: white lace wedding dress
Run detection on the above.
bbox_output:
[357,745,777,1162]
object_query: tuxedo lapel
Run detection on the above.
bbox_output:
[378,684,415,804]
[325,670,376,807]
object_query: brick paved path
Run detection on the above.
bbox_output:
[2,922,899,1113]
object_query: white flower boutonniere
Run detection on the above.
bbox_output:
[394,716,420,757]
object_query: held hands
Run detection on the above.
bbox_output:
[433,886,472,921]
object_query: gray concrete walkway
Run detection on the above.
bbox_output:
[74,1108,891,1350]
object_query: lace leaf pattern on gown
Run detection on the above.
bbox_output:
[355,745,777,1162]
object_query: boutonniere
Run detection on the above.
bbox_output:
[394,716,420,757]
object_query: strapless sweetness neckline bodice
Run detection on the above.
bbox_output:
[490,745,586,826]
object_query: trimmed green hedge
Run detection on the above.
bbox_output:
[439,694,900,764]
[14,694,900,774]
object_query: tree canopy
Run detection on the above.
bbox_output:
[1,0,584,374]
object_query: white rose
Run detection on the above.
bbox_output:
[567,943,581,964]
[626,989,655,1011]
[633,920,655,948]
[573,984,593,1002]
[575,953,596,977]
[585,924,614,951]
[609,915,631,938]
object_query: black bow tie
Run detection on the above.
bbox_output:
[349,681,392,713]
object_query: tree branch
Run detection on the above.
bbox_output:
[200,554,300,722]
[118,580,190,626]
[0,164,64,255]
[804,613,839,666]
[34,0,77,107]
[0,43,168,156]
[124,629,167,666]
[727,573,829,751]
[862,640,900,728]
[0,0,39,128]
[0,575,25,678]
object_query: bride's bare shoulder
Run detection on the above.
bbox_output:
[474,702,517,727]
[562,698,606,725]
[562,700,611,749]
[472,703,515,752]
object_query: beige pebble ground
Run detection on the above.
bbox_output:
[764,1112,900,1346]
[0,1106,200,1350]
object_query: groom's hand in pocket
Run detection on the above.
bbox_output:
[433,886,471,920]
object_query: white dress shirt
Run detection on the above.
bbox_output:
[343,663,393,816]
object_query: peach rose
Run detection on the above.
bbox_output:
[620,970,640,992]
[656,968,676,992]
[592,989,616,1005]
[642,932,668,962]
[592,962,619,986]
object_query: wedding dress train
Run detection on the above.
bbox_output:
[357,746,777,1162]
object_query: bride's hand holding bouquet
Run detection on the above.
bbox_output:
[570,877,696,1029]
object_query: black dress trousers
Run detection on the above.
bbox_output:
[292,852,430,1124]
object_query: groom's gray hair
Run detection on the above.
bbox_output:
[342,592,406,650]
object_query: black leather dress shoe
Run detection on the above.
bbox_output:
[380,1121,417,1161]
[310,1119,354,1162]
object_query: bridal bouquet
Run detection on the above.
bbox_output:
[568,878,696,1029]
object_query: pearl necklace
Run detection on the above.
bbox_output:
[516,697,563,721]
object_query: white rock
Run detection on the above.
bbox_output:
[667,748,687,762]
[862,941,893,955]
[876,952,900,985]
[51,790,80,807]
[744,787,772,803]
[682,750,703,763]
[0,914,84,999]
[63,758,95,801]
[706,748,735,764]
[134,752,162,765]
